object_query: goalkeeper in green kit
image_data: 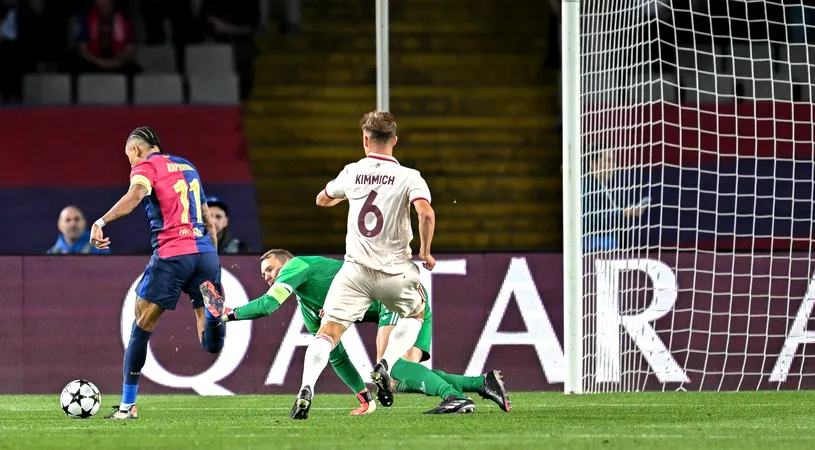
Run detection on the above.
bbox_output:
[200,249,511,415]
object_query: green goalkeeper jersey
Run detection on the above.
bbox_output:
[229,256,434,395]
[233,256,381,323]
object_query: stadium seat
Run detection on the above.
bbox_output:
[680,72,736,104]
[185,44,234,74]
[677,44,721,73]
[740,79,793,101]
[22,74,72,106]
[134,74,184,105]
[77,74,128,105]
[624,71,679,104]
[188,74,239,105]
[136,46,177,73]
[729,42,773,80]
[778,44,813,84]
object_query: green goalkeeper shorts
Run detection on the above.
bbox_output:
[378,301,432,362]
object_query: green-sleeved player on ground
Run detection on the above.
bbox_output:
[201,249,511,415]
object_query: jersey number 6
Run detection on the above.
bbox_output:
[358,191,384,237]
[173,178,202,224]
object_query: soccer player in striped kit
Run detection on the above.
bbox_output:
[90,127,227,419]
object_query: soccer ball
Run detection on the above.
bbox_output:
[60,380,101,419]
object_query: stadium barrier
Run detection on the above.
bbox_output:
[0,254,812,395]
[0,106,260,254]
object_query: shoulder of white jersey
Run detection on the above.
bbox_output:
[399,165,424,178]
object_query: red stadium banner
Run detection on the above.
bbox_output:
[584,102,815,165]
[0,106,252,187]
[0,254,813,395]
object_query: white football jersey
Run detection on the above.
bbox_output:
[324,152,432,274]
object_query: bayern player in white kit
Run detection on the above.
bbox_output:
[290,111,448,419]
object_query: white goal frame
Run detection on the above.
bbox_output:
[562,0,815,394]
[562,0,584,394]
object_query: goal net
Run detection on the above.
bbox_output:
[564,0,815,393]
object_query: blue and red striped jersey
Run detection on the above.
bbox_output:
[129,153,217,258]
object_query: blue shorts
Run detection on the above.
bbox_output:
[135,252,222,311]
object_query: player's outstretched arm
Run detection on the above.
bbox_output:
[90,184,149,250]
[221,284,291,321]
[200,203,218,249]
[315,190,346,207]
[412,199,436,271]
[318,167,350,207]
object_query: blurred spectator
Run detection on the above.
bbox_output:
[582,151,644,252]
[138,0,199,47]
[0,3,19,103]
[785,0,815,43]
[199,0,259,99]
[279,0,302,35]
[206,197,250,254]
[47,206,110,255]
[17,0,69,74]
[74,0,140,77]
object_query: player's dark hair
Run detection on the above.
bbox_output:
[261,249,294,262]
[128,126,161,149]
[360,110,397,144]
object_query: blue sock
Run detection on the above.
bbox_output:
[121,321,151,406]
[121,384,138,406]
[201,318,225,353]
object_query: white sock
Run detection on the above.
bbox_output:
[301,335,334,392]
[381,317,423,373]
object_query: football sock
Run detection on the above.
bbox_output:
[300,335,334,393]
[200,319,225,354]
[391,359,465,400]
[381,317,423,373]
[121,321,151,408]
[395,380,421,394]
[329,347,368,394]
[431,370,486,393]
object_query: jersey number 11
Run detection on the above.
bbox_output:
[173,178,202,224]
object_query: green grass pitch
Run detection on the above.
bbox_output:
[1,392,813,449]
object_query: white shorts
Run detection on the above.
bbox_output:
[322,261,424,329]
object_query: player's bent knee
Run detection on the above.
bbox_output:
[317,320,347,344]
[402,346,423,363]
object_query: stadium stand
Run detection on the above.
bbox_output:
[133,73,185,105]
[22,74,72,106]
[77,74,128,105]
[135,45,177,73]
[244,0,556,252]
[188,73,240,105]
[0,106,261,254]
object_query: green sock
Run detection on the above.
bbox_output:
[431,370,486,393]
[392,359,465,400]
[395,380,422,394]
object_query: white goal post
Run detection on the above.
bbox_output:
[563,0,815,393]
